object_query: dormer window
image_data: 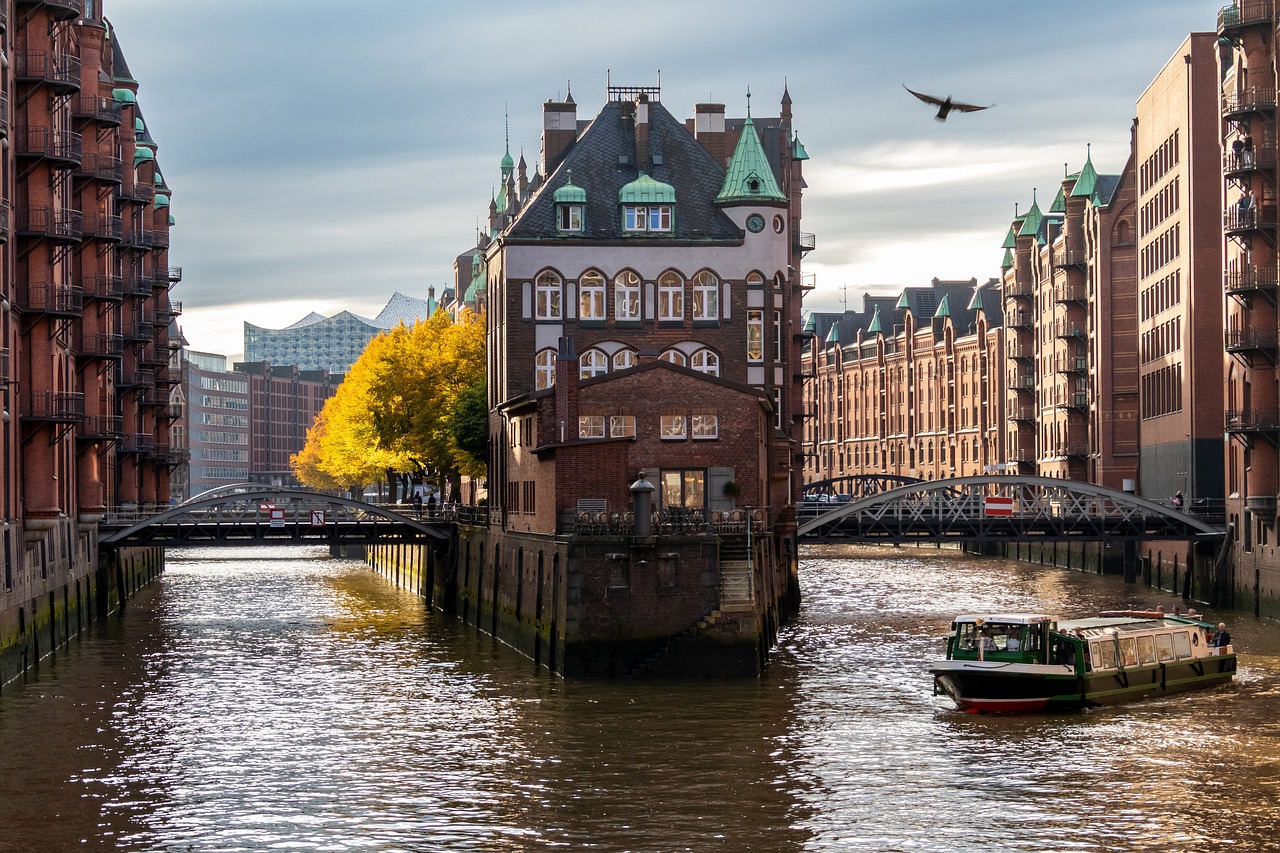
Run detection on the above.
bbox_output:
[623,205,672,232]
[553,170,587,234]
[558,204,583,232]
[618,173,676,234]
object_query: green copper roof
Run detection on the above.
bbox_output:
[154,193,169,208]
[1018,194,1043,238]
[867,305,884,335]
[134,147,155,164]
[619,172,676,204]
[135,117,145,133]
[825,321,841,345]
[792,133,809,161]
[168,214,176,226]
[896,292,910,309]
[968,288,988,312]
[933,293,952,320]
[1002,222,1020,249]
[553,170,586,204]
[501,148,514,173]
[1002,248,1013,268]
[1071,147,1098,198]
[716,114,786,203]
[1049,187,1066,214]
[803,313,816,333]
[112,88,137,105]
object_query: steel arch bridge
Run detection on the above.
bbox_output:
[99,487,451,548]
[796,475,1225,544]
[802,474,929,501]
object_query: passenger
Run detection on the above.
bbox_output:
[1214,623,1232,653]
[1187,608,1199,618]
[1005,634,1021,652]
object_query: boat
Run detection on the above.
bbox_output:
[930,611,1236,713]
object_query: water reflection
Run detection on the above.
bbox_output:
[0,545,1278,851]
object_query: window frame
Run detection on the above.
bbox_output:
[610,415,636,438]
[557,204,583,232]
[535,271,562,320]
[660,414,687,440]
[578,415,605,438]
[691,414,719,439]
[614,271,641,320]
[747,309,765,362]
[579,270,605,320]
[658,272,684,321]
[692,270,719,320]
[579,348,608,379]
[535,348,557,390]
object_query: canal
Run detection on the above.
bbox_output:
[2,545,1279,851]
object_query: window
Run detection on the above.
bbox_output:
[692,414,718,439]
[625,204,673,232]
[535,349,556,389]
[613,349,637,370]
[660,349,687,367]
[535,271,562,320]
[614,271,641,320]
[578,415,605,438]
[660,469,705,509]
[624,206,647,231]
[692,271,719,320]
[558,204,583,232]
[659,272,683,321]
[773,311,783,360]
[690,349,719,376]
[610,415,636,437]
[579,348,608,378]
[660,414,687,439]
[649,205,672,231]
[747,310,764,361]
[579,271,605,319]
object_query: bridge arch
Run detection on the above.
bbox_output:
[797,475,1224,542]
[102,487,450,547]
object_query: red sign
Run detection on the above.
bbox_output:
[984,496,1015,516]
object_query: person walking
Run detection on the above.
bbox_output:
[411,491,423,519]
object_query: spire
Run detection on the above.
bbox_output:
[500,106,514,177]
[825,321,841,346]
[933,293,952,320]
[1070,143,1098,198]
[1017,189,1043,238]
[715,92,786,204]
[867,305,884,335]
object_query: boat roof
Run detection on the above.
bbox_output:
[954,614,1057,625]
[1058,615,1213,637]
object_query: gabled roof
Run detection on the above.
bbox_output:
[505,100,741,241]
[1092,174,1123,207]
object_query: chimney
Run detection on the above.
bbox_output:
[693,102,726,166]
[635,94,650,171]
[554,336,578,444]
[541,97,578,175]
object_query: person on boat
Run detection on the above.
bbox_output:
[1172,491,1184,510]
[1214,623,1232,652]
[1005,634,1021,652]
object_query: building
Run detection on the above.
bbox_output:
[399,81,813,676]
[0,1,175,685]
[243,290,437,373]
[238,361,340,489]
[801,278,1005,484]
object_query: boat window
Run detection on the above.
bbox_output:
[956,622,1024,652]
[1173,631,1192,658]
[1120,637,1138,667]
[1091,640,1118,670]
[1137,635,1156,664]
[1155,634,1175,662]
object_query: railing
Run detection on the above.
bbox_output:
[1223,148,1277,176]
[71,94,123,126]
[119,369,156,389]
[149,230,169,249]
[123,274,152,296]
[117,182,155,204]
[1006,308,1033,328]
[0,347,8,385]
[561,507,767,537]
[0,92,10,129]
[795,232,816,252]
[83,213,123,242]
[1008,373,1036,390]
[1053,248,1086,268]
[1007,405,1036,422]
[1225,205,1278,232]
[122,323,155,343]
[1225,265,1279,295]
[16,207,83,241]
[168,267,183,283]
[158,404,184,421]
[1007,341,1034,359]
[79,415,124,439]
[79,332,124,359]
[1053,320,1085,339]
[1223,86,1277,117]
[1056,392,1088,410]
[13,50,82,91]
[1218,1,1274,31]
[1226,408,1280,430]
[74,152,124,184]
[1051,443,1089,457]
[15,0,85,20]
[1053,355,1088,374]
[19,282,82,315]
[22,391,85,422]
[140,346,169,367]
[119,434,156,454]
[1004,278,1034,298]
[1053,283,1086,303]
[1225,327,1280,351]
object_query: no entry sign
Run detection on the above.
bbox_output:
[984,496,1015,517]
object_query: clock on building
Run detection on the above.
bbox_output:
[746,213,765,233]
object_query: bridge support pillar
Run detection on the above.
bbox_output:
[1123,541,1138,584]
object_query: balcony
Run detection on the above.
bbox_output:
[14,50,82,93]
[122,323,155,343]
[1223,86,1277,120]
[16,207,83,242]
[83,274,124,301]
[119,433,155,455]
[1219,1,1274,32]
[1053,247,1086,268]
[118,369,156,389]
[138,392,167,408]
[1053,320,1085,339]
[117,181,155,205]
[0,203,10,244]
[1053,283,1086,303]
[82,213,123,243]
[1007,340,1034,360]
[149,230,169,249]
[18,282,82,316]
[123,274,152,296]
[1226,408,1280,432]
[71,94,123,127]
[21,391,84,423]
[1225,265,1279,298]
[73,152,124,185]
[1054,355,1088,374]
[14,126,83,168]
[14,0,84,20]
[1007,405,1036,422]
[1225,204,1278,234]
[140,346,168,367]
[158,404,184,422]
[1009,448,1037,464]
[0,348,9,385]
[1006,307,1033,329]
[1051,442,1089,457]
[78,332,124,361]
[795,232,816,254]
[119,227,147,249]
[78,415,124,442]
[1225,326,1280,354]
[1056,392,1089,410]
[0,92,10,131]
[168,267,183,284]
[1224,148,1277,178]
[1004,278,1033,298]
[1008,373,1036,392]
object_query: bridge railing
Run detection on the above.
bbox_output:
[561,507,768,536]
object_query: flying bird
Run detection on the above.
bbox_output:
[903,85,994,121]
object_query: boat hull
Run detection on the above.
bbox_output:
[932,655,1237,713]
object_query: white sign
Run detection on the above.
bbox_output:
[310,509,326,527]
[270,507,285,528]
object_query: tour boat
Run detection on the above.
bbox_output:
[931,611,1236,713]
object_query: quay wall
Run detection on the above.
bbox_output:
[365,522,800,678]
[0,519,164,690]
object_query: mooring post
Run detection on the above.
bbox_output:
[1123,540,1138,583]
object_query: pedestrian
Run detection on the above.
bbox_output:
[411,491,423,519]
[1172,491,1184,511]
[1233,136,1245,167]
[426,493,437,518]
[1244,134,1254,167]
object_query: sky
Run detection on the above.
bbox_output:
[102,0,1217,362]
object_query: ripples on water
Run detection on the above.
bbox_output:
[1,544,1279,852]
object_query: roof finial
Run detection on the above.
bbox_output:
[504,104,510,154]
[746,85,752,117]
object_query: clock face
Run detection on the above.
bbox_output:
[746,213,765,233]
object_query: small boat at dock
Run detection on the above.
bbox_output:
[931,611,1236,713]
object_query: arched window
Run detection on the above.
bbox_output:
[692,270,719,320]
[747,272,764,287]
[579,349,608,378]
[690,348,720,376]
[579,270,605,320]
[535,349,556,389]
[535,271,561,320]
[613,349,637,370]
[614,270,641,321]
[658,271,683,321]
[660,349,687,367]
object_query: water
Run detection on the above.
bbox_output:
[1,544,1279,852]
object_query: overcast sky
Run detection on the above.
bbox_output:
[104,0,1215,361]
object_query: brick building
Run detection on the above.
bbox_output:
[801,278,1005,483]
[433,82,813,675]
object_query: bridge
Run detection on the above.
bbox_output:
[99,486,453,549]
[797,475,1225,545]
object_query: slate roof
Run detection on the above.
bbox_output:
[505,100,742,241]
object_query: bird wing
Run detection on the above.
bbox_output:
[903,85,945,107]
[949,100,994,113]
